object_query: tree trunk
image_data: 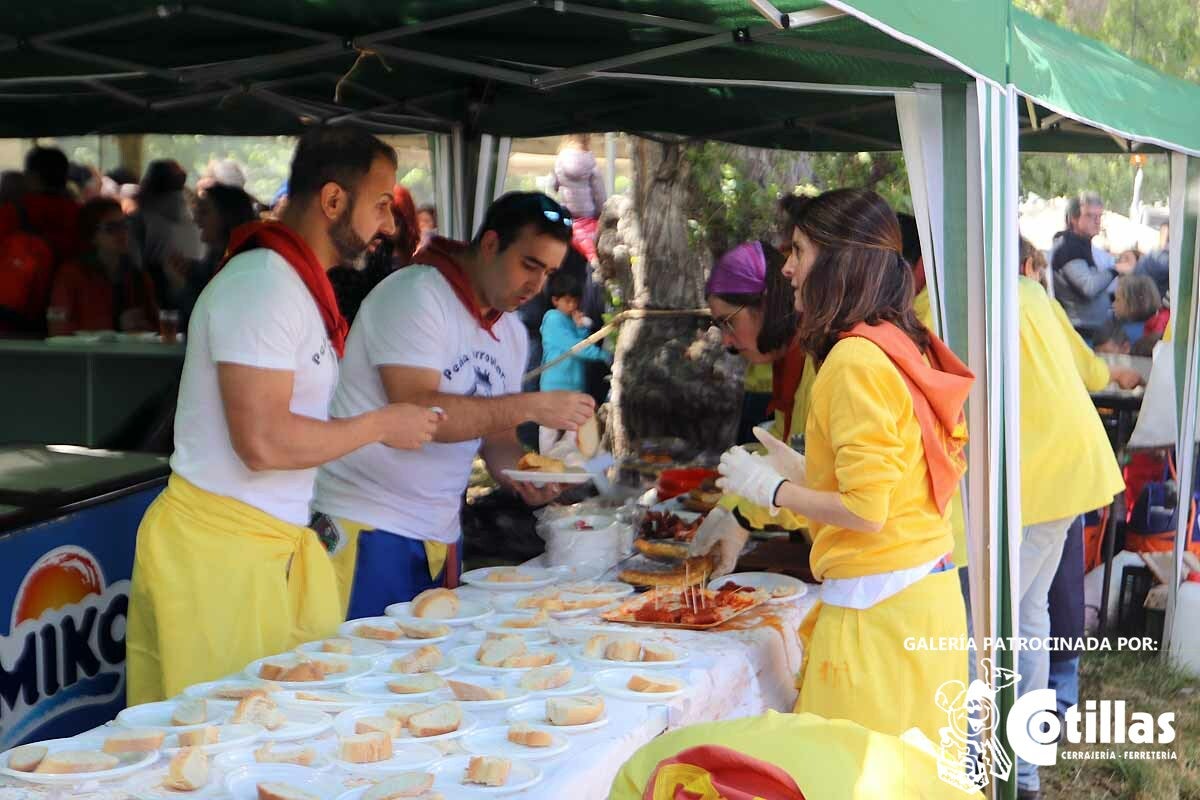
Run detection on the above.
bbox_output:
[597,137,744,458]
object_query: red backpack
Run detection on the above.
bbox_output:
[0,203,54,333]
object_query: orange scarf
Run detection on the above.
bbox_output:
[839,322,973,514]
[768,341,806,441]
[222,221,349,357]
[413,236,502,341]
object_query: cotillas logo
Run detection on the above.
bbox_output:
[1009,690,1176,765]
[0,546,128,748]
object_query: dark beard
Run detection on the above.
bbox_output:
[329,197,369,263]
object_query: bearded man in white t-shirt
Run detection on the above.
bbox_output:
[313,192,596,617]
[126,127,444,704]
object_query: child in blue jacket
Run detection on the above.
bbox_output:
[539,270,611,453]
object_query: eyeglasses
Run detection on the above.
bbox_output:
[715,305,746,334]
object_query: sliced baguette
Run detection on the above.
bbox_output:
[410,588,460,620]
[320,638,355,654]
[387,674,443,695]
[582,634,609,659]
[640,642,679,663]
[464,755,511,787]
[257,782,321,800]
[163,747,208,791]
[34,750,120,774]
[396,622,450,640]
[170,697,207,726]
[254,742,316,766]
[355,715,403,737]
[362,772,437,800]
[294,690,353,703]
[506,723,554,748]
[604,639,642,662]
[232,691,287,730]
[391,645,442,674]
[500,651,555,669]
[337,731,393,764]
[384,703,431,725]
[446,679,506,701]
[626,674,682,693]
[176,726,219,747]
[6,744,46,772]
[518,665,573,692]
[355,622,402,641]
[406,702,462,738]
[102,728,165,754]
[476,636,525,667]
[546,695,604,727]
[213,683,275,700]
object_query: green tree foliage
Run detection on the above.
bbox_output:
[807,151,911,214]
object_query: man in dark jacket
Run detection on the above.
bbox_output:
[1051,192,1133,342]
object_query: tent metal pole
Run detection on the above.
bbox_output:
[803,123,899,150]
[363,43,536,87]
[534,30,749,89]
[695,98,896,141]
[359,1,537,43]
[27,40,181,83]
[149,88,237,111]
[83,79,149,109]
[183,42,347,84]
[545,2,723,35]
[184,5,341,42]
[747,2,846,30]
[583,71,912,97]
[33,6,179,42]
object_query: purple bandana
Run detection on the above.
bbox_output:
[706,240,767,296]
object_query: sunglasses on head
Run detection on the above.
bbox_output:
[521,194,572,229]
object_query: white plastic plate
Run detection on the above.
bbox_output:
[385,598,494,626]
[116,699,227,731]
[460,724,570,760]
[591,668,689,702]
[338,616,451,648]
[161,723,264,756]
[244,652,372,688]
[706,571,808,604]
[344,674,445,702]
[431,754,543,795]
[223,763,345,799]
[0,737,156,786]
[449,644,570,675]
[505,700,609,734]
[333,705,479,744]
[329,742,441,776]
[296,638,388,657]
[459,566,558,591]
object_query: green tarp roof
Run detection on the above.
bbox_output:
[0,2,1197,155]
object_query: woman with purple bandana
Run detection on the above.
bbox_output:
[688,239,815,576]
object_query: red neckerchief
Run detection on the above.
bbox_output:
[838,322,974,514]
[767,340,806,440]
[413,236,502,341]
[912,256,927,295]
[221,221,348,357]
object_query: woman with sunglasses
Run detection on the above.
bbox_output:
[717,188,973,743]
[48,196,158,335]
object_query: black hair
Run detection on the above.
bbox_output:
[547,269,583,300]
[287,127,398,206]
[106,166,138,186]
[140,160,187,195]
[200,184,258,242]
[896,212,922,268]
[472,191,574,253]
[24,146,69,192]
[710,241,798,356]
[417,204,438,224]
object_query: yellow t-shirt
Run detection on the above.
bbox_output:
[805,337,954,580]
[1018,277,1124,525]
[744,361,773,394]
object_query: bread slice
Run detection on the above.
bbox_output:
[259,660,325,682]
[362,772,437,800]
[257,782,321,800]
[397,622,450,640]
[546,695,604,726]
[355,715,402,737]
[446,679,506,702]
[500,611,548,629]
[485,566,534,582]
[337,731,393,764]
[519,665,573,692]
[34,750,120,774]
[177,726,219,747]
[171,697,207,726]
[500,651,555,669]
[640,642,679,662]
[232,691,287,730]
[391,645,442,674]
[406,702,462,738]
[102,728,165,754]
[383,703,430,725]
[212,683,275,700]
[604,639,642,662]
[254,742,316,766]
[320,638,355,654]
[476,636,526,667]
[294,690,353,703]
[356,622,402,641]
[387,674,443,695]
[577,416,600,458]
[507,723,554,748]
[163,747,208,791]
[6,744,46,772]
[582,635,609,659]
[626,674,682,693]
[310,657,349,675]
[411,588,460,620]
[464,755,511,787]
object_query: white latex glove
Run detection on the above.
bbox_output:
[753,427,806,485]
[717,446,787,513]
[688,506,749,577]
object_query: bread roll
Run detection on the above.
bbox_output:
[387,674,443,695]
[170,697,207,726]
[546,695,604,726]
[411,588,460,620]
[355,715,402,737]
[604,639,641,662]
[577,416,600,458]
[500,651,555,669]
[641,643,679,662]
[506,723,554,748]
[477,636,525,667]
[176,726,219,747]
[6,744,46,772]
[163,747,208,791]
[391,645,442,674]
[397,621,450,640]
[446,679,505,701]
[383,703,430,725]
[320,638,355,654]
[518,665,573,692]
[337,731,393,764]
[465,755,511,787]
[232,691,287,730]
[257,782,321,800]
[405,702,462,737]
[102,728,165,754]
[626,674,682,693]
[582,635,609,659]
[254,742,316,766]
[34,750,120,774]
[362,772,437,800]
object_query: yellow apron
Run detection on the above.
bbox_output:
[327,517,449,619]
[126,475,340,705]
[609,710,984,800]
[794,568,966,744]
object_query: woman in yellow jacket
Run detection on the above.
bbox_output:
[717,189,973,744]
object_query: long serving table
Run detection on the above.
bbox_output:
[0,580,812,799]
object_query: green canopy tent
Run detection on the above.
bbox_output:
[5,1,1200,794]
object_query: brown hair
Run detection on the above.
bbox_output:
[710,241,798,355]
[1116,274,1161,322]
[793,188,928,360]
[1018,236,1047,277]
[77,197,124,247]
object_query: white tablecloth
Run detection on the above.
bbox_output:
[0,585,813,800]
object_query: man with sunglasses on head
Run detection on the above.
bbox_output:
[313,191,595,618]
[126,127,443,704]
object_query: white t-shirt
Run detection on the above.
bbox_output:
[170,248,339,525]
[313,265,528,543]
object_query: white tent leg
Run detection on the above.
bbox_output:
[896,84,946,337]
[604,132,617,197]
[493,137,512,202]
[473,134,497,236]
